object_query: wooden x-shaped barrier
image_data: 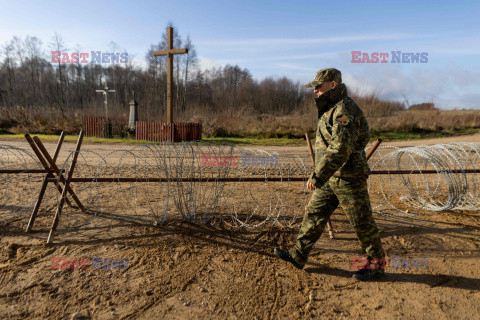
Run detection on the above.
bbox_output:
[24,131,85,243]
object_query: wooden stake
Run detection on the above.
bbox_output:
[47,131,84,244]
[33,136,85,211]
[24,134,73,207]
[366,139,382,160]
[25,132,66,232]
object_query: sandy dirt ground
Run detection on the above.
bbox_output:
[1,134,480,320]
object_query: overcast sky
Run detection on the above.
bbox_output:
[1,0,479,109]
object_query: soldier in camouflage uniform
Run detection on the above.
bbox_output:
[274,68,385,281]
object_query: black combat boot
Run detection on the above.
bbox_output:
[352,257,385,281]
[274,248,304,270]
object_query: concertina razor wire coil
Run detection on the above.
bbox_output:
[1,141,479,229]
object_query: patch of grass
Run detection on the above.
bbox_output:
[202,136,306,145]
[2,127,480,146]
[371,128,480,141]
[0,133,153,144]
[0,132,308,146]
[0,133,307,146]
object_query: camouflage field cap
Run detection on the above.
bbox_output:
[305,68,342,87]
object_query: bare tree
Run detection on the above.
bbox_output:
[1,40,17,107]
[182,35,198,111]
[49,32,67,117]
[0,30,328,133]
[25,36,43,106]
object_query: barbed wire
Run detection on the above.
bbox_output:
[1,142,479,230]
[368,143,480,215]
[0,145,43,226]
[6,142,309,229]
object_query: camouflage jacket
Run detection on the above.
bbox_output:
[308,83,371,188]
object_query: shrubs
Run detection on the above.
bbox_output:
[202,123,229,138]
[408,103,438,111]
[352,93,405,118]
[0,105,83,134]
[198,106,480,139]
[1,97,478,139]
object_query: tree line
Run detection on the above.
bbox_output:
[0,25,309,131]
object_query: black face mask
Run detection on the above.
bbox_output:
[314,83,347,117]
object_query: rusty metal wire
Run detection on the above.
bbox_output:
[0,145,43,226]
[50,142,309,228]
[368,143,480,215]
[2,141,480,231]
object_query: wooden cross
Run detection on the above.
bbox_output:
[152,27,188,123]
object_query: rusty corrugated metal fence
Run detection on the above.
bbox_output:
[82,116,202,142]
[82,117,128,138]
[136,121,202,142]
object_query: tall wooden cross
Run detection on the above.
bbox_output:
[153,27,188,123]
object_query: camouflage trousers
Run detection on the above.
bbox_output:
[289,176,384,267]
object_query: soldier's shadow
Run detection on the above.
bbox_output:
[304,265,480,291]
